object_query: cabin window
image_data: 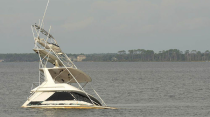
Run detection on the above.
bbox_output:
[28,101,42,106]
[45,92,101,106]
[46,92,74,101]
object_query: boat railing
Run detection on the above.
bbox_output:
[27,91,35,100]
[31,82,40,90]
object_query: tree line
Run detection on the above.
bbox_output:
[0,53,78,62]
[0,53,39,62]
[115,49,210,62]
[0,49,210,62]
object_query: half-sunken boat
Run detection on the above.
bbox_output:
[22,0,115,109]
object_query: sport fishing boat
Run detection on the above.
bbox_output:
[22,0,115,109]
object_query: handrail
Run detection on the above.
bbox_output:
[31,82,40,90]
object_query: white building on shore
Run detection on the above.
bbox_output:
[77,55,86,62]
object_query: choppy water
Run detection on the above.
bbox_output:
[1,62,210,117]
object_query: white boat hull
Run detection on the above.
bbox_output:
[22,105,117,109]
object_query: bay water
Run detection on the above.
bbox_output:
[0,62,210,117]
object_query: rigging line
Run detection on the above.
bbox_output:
[70,92,77,101]
[32,25,39,38]
[66,73,82,84]
[66,78,74,84]
[82,82,88,88]
[63,54,77,69]
[90,84,107,106]
[44,55,50,67]
[45,26,52,46]
[37,0,50,38]
[31,26,35,41]
[41,50,52,61]
[31,26,37,49]
[54,69,67,81]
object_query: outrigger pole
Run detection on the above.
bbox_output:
[37,0,50,38]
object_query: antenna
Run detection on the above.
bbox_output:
[37,0,50,38]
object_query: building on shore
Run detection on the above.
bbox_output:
[77,55,86,62]
[0,60,4,62]
[111,57,117,61]
[68,56,77,61]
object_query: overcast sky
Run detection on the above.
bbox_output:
[1,0,210,54]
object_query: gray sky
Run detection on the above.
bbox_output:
[1,0,210,54]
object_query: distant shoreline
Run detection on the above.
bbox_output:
[0,49,210,62]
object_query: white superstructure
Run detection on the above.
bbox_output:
[22,0,115,109]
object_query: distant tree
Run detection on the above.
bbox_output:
[205,50,210,61]
[118,50,126,54]
[128,50,134,60]
[197,51,202,61]
[185,50,190,61]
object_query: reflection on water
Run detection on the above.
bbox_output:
[1,62,210,117]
